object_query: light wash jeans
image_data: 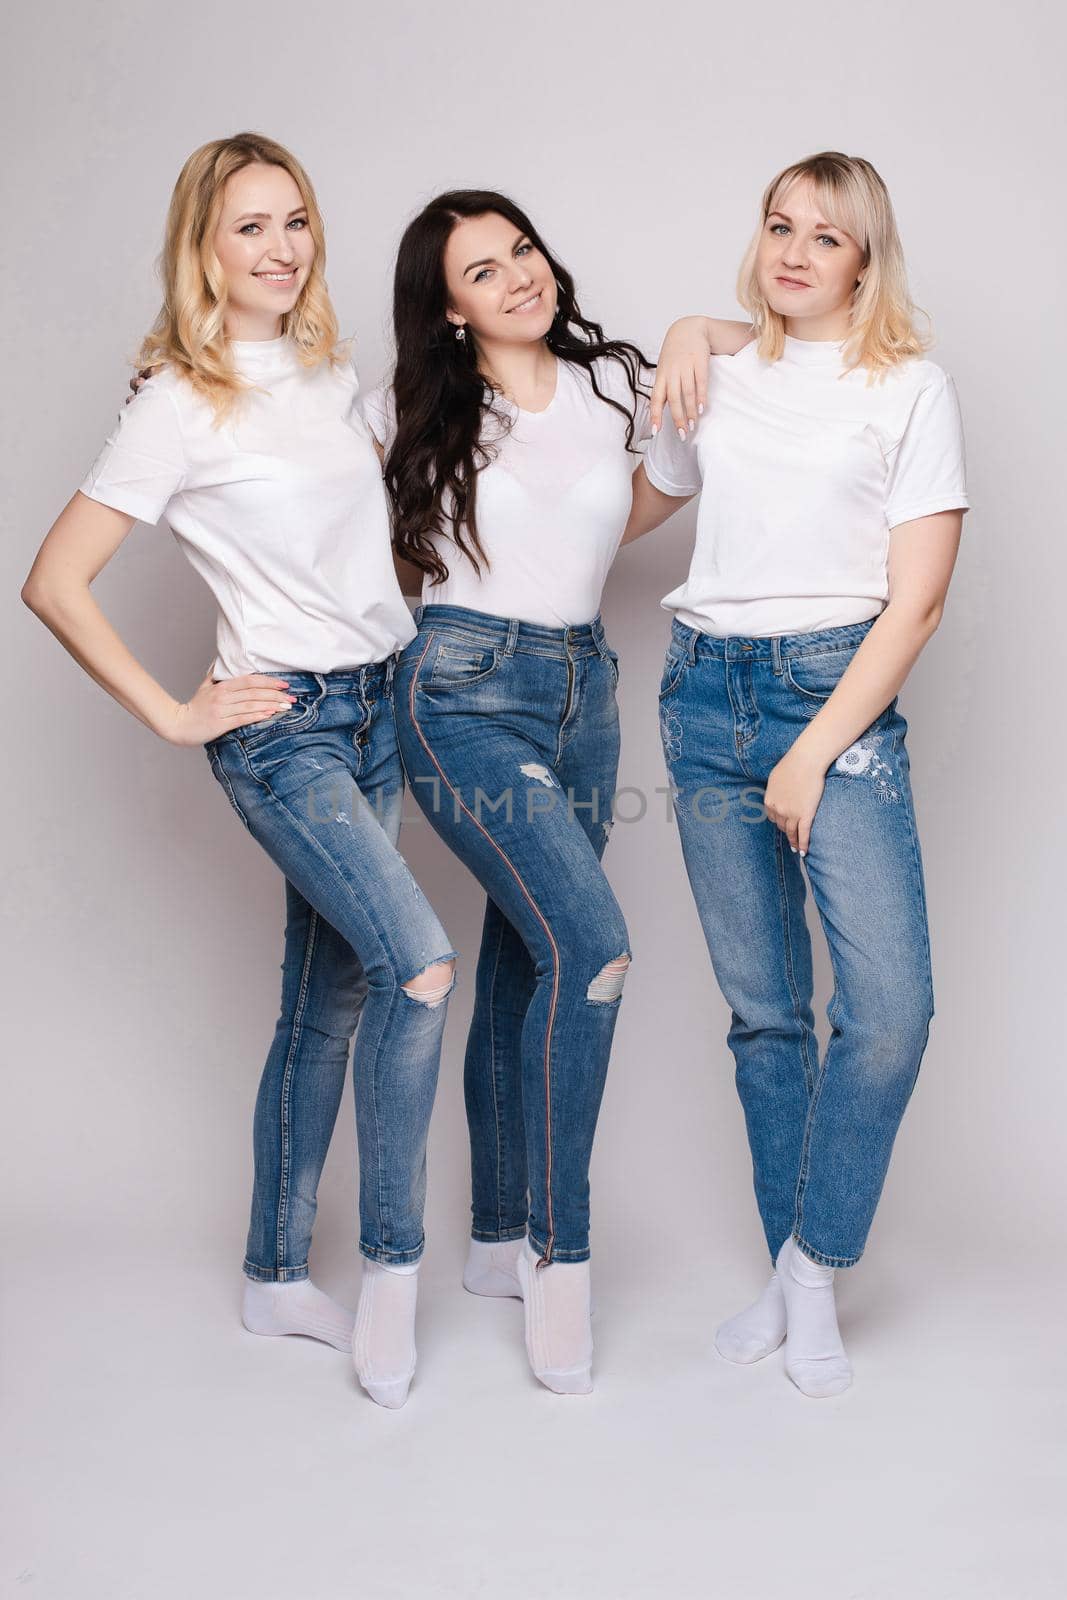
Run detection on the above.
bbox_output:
[659,616,934,1267]
[205,660,456,1277]
[393,604,630,1265]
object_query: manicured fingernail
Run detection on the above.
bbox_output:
[688,419,695,431]
[790,846,797,853]
[698,403,705,415]
[677,428,686,440]
[651,423,658,436]
[799,850,807,858]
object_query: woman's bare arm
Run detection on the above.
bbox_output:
[21,492,295,744]
[621,462,695,546]
[763,509,965,854]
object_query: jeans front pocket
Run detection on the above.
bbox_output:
[234,684,324,747]
[659,645,690,701]
[782,648,857,706]
[423,635,503,690]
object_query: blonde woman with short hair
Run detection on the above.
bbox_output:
[625,151,969,1397]
[22,133,456,1410]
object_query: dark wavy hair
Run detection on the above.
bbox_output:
[383,189,653,584]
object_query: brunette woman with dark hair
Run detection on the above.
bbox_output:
[362,190,652,1395]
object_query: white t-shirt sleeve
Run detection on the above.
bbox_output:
[885,367,969,529]
[358,381,398,454]
[79,379,186,525]
[642,360,708,497]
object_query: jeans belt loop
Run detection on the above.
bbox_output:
[771,636,784,677]
[686,627,699,666]
[413,603,424,625]
[504,617,519,657]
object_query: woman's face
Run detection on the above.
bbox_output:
[755,179,865,333]
[212,162,316,339]
[443,212,556,348]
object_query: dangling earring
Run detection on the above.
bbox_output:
[454,324,466,342]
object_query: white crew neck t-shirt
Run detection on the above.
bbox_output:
[643,334,969,638]
[361,355,651,628]
[79,336,416,679]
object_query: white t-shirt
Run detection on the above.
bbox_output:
[79,336,416,679]
[643,334,969,637]
[361,355,651,627]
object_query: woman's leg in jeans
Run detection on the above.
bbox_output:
[787,704,934,1267]
[465,897,534,1244]
[209,699,456,1271]
[665,664,815,1266]
[462,703,619,1284]
[396,652,628,1265]
[245,877,368,1283]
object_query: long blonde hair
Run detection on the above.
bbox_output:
[736,151,929,380]
[137,132,342,419]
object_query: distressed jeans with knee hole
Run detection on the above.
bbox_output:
[393,604,631,1265]
[204,661,457,1277]
[660,617,935,1267]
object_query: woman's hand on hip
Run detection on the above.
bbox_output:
[163,672,296,747]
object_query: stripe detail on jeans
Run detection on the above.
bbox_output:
[407,630,560,1268]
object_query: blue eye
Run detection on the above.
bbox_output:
[239,223,261,235]
[516,242,532,256]
[288,217,308,229]
[769,222,788,235]
[817,234,839,248]
[474,267,492,283]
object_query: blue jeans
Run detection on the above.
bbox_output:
[204,661,457,1277]
[393,604,630,1264]
[660,617,934,1268]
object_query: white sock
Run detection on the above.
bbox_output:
[351,1258,420,1409]
[714,1270,787,1364]
[514,1239,593,1395]
[241,1277,355,1352]
[776,1237,853,1398]
[462,1237,524,1298]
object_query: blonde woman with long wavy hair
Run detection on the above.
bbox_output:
[624,151,969,1397]
[22,132,457,1410]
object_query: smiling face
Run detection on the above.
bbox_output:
[211,162,316,340]
[442,212,556,350]
[755,178,866,337]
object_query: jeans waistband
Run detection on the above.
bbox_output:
[670,615,877,666]
[262,659,394,695]
[413,603,612,661]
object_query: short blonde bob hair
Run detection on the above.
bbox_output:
[737,151,929,379]
[137,131,342,419]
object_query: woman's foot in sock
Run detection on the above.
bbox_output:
[514,1239,593,1395]
[462,1237,524,1299]
[351,1259,420,1409]
[714,1271,787,1363]
[776,1237,853,1398]
[241,1277,355,1351]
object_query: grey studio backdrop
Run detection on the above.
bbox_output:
[3,3,1063,1599]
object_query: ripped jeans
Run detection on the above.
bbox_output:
[205,661,457,1276]
[393,605,630,1265]
[660,617,934,1268]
